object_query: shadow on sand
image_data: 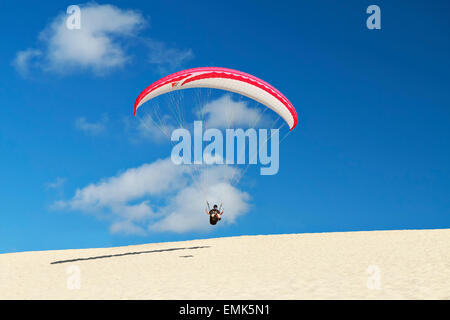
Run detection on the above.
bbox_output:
[50,246,210,264]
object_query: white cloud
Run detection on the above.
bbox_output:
[75,114,108,135]
[146,39,194,74]
[55,158,250,234]
[46,177,67,190]
[12,49,42,77]
[200,95,271,129]
[41,4,145,74]
[13,3,193,76]
[14,4,146,75]
[45,177,67,198]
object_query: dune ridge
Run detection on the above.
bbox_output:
[1,229,449,299]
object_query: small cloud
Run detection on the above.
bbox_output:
[13,4,146,75]
[46,177,67,189]
[146,39,194,74]
[45,177,67,198]
[12,49,42,77]
[40,4,146,74]
[75,114,108,135]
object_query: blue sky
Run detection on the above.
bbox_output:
[0,0,449,253]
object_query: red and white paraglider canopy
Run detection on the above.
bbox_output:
[134,67,298,130]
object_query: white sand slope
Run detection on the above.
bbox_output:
[1,229,449,299]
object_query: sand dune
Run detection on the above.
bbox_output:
[1,229,449,299]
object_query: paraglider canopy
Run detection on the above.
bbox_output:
[134,67,298,130]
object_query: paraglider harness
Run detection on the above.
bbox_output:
[207,201,223,225]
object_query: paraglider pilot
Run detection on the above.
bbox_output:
[206,202,224,225]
